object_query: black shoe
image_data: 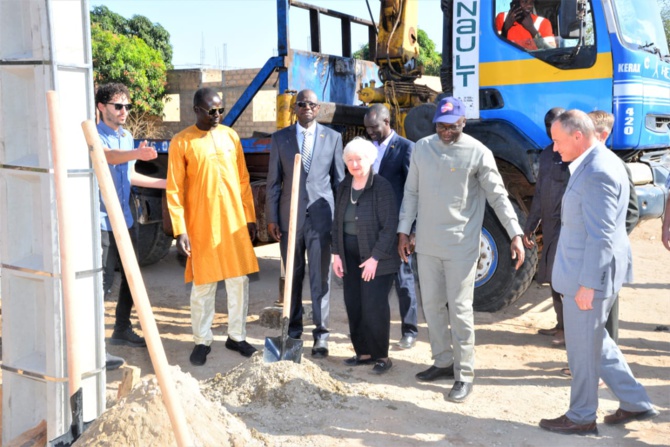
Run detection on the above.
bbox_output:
[225,338,257,358]
[190,344,211,366]
[416,365,455,381]
[397,334,417,349]
[110,327,146,348]
[311,339,329,358]
[105,352,124,371]
[371,359,393,374]
[343,356,375,366]
[447,381,473,403]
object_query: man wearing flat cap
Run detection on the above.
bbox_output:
[397,97,525,402]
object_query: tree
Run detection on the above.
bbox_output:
[91,25,166,115]
[91,6,173,68]
[662,0,670,45]
[353,29,442,76]
[416,29,441,76]
[90,6,171,134]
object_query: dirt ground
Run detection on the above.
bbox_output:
[83,217,667,446]
[9,218,669,446]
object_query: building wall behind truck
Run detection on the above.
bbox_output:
[161,68,279,139]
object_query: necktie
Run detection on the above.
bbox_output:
[301,130,312,173]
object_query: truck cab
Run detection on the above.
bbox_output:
[465,0,669,217]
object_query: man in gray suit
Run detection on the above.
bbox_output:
[539,110,658,435]
[266,89,345,358]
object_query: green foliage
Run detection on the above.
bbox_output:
[91,6,172,68]
[662,0,670,46]
[353,44,370,60]
[90,6,172,119]
[126,15,173,69]
[352,29,442,76]
[91,24,167,115]
[416,29,441,76]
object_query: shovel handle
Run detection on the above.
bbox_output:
[282,154,302,319]
[81,120,192,447]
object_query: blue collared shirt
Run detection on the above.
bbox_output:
[96,121,135,230]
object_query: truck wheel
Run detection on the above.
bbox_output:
[130,188,173,266]
[473,204,538,312]
[135,222,173,266]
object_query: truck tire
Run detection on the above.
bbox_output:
[135,221,173,266]
[473,204,538,312]
[130,188,173,266]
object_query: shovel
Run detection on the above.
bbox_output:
[263,153,304,363]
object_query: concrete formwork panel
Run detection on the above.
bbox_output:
[0,0,103,443]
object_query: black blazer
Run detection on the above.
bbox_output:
[377,132,414,210]
[332,173,400,276]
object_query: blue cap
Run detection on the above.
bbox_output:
[433,97,466,124]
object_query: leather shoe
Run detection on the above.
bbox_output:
[538,325,560,336]
[225,337,257,358]
[105,352,124,371]
[539,415,597,435]
[311,339,329,358]
[371,359,392,374]
[397,334,416,349]
[189,344,211,366]
[446,381,473,403]
[551,330,565,346]
[416,365,454,382]
[604,408,659,425]
[343,356,375,366]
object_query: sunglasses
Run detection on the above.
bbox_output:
[296,101,318,109]
[196,106,225,116]
[107,103,132,111]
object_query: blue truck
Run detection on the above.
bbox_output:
[134,0,670,312]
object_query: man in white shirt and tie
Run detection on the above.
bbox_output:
[266,89,345,358]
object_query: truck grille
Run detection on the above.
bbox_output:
[645,115,670,133]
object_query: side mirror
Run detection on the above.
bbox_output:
[559,0,586,39]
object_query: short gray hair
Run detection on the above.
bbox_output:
[343,137,378,165]
[554,109,595,138]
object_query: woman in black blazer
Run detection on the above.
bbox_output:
[332,138,400,374]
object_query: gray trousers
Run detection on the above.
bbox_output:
[417,253,476,383]
[564,292,654,424]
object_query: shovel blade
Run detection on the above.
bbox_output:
[263,335,303,363]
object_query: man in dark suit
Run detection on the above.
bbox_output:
[539,110,657,435]
[266,89,345,358]
[523,107,567,347]
[364,104,419,350]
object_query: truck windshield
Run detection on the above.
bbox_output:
[612,0,669,56]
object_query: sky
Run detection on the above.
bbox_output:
[91,0,446,69]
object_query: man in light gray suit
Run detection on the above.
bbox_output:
[539,110,658,436]
[266,89,345,358]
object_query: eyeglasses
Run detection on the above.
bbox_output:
[296,101,318,109]
[196,106,225,116]
[436,122,464,132]
[106,103,132,111]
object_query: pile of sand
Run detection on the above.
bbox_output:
[73,366,262,447]
[202,355,387,434]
